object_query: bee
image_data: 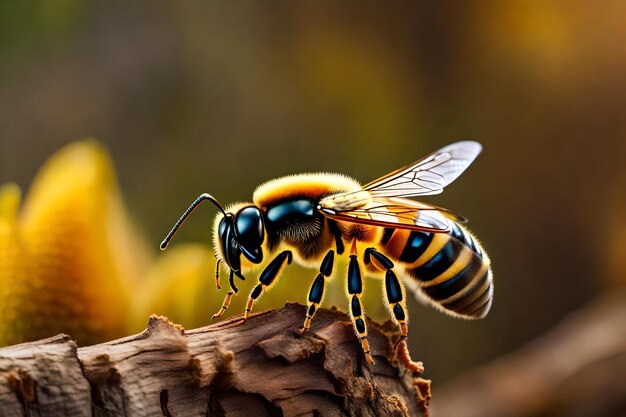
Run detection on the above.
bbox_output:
[160,141,492,368]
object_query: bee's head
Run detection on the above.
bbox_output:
[216,204,265,273]
[160,194,265,277]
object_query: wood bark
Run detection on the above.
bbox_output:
[0,303,430,417]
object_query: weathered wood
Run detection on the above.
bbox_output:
[0,303,430,416]
[0,335,91,417]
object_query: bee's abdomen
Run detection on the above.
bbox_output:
[384,223,493,319]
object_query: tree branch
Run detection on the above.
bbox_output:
[432,290,626,417]
[0,303,430,417]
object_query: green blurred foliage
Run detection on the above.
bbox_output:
[0,0,85,55]
[1,0,625,385]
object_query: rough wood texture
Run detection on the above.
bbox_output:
[432,290,626,417]
[0,303,430,417]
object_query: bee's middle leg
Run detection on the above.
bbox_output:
[348,241,375,365]
[244,250,292,319]
[300,250,335,333]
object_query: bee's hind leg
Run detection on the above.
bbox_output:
[364,248,409,342]
[243,250,292,320]
[364,247,424,374]
[300,250,334,333]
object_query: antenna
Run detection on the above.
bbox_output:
[160,193,226,250]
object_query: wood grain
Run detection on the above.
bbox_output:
[0,303,430,417]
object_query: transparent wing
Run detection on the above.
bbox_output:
[318,197,456,232]
[362,141,482,198]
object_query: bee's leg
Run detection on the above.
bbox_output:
[328,220,345,255]
[244,250,292,320]
[364,248,408,340]
[300,250,335,333]
[364,247,424,373]
[348,240,375,365]
[214,259,222,290]
[212,270,237,320]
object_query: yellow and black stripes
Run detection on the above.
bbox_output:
[441,268,493,318]
[301,250,335,332]
[410,238,465,283]
[449,222,483,258]
[385,221,492,319]
[347,242,375,364]
[244,250,292,319]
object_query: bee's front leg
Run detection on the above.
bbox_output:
[214,259,222,289]
[212,269,237,320]
[243,250,292,320]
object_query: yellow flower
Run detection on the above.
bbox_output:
[0,140,392,348]
[0,141,151,346]
[129,244,216,331]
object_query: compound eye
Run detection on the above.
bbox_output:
[218,214,241,271]
[236,206,264,249]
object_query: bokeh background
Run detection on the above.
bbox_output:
[1,1,625,415]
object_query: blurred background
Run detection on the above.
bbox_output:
[1,1,625,416]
